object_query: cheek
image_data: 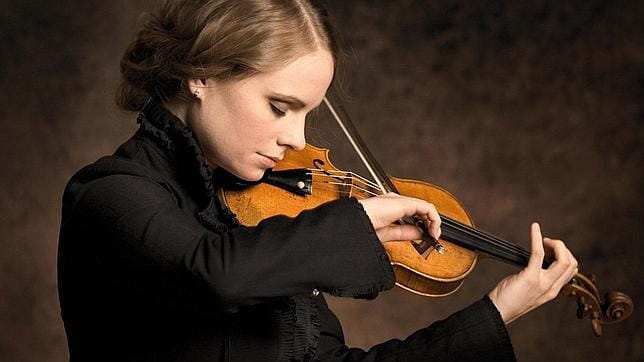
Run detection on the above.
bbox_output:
[201,90,276,159]
[232,108,275,144]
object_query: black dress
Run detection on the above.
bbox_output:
[57,99,515,361]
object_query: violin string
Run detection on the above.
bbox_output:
[440,214,529,256]
[306,185,369,197]
[441,217,531,262]
[345,172,381,191]
[309,178,381,197]
[349,179,380,196]
[306,169,531,263]
[344,177,380,196]
[304,169,380,196]
[306,169,381,190]
[312,181,381,197]
[306,171,356,183]
[344,176,379,194]
[307,171,381,196]
[447,216,531,257]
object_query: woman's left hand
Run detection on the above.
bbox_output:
[487,223,578,324]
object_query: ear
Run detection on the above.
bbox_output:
[187,78,208,99]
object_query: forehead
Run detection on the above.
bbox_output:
[242,50,335,108]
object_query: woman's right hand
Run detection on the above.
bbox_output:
[358,193,441,243]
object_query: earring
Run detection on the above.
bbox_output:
[193,89,200,97]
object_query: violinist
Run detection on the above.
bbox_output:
[57,0,579,361]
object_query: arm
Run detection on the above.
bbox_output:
[314,295,515,362]
[357,197,578,326]
[61,174,395,313]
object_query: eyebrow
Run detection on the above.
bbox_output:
[270,93,307,110]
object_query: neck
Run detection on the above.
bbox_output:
[163,97,190,126]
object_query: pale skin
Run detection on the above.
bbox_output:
[167,48,579,325]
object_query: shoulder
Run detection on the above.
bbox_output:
[70,154,169,185]
[62,155,178,217]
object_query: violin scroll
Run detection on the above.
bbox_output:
[562,272,633,337]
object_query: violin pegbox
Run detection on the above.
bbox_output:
[562,273,633,336]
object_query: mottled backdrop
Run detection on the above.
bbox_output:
[1,1,642,361]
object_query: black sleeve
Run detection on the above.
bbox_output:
[314,295,516,362]
[61,173,395,312]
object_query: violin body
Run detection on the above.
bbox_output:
[221,144,477,297]
[382,177,477,297]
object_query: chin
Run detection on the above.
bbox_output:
[218,159,266,182]
[236,167,267,182]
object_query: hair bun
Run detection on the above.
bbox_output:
[116,0,338,112]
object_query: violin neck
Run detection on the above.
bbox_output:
[440,217,534,268]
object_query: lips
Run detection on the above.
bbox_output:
[265,155,280,163]
[258,153,281,168]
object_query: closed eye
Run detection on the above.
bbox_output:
[270,103,286,117]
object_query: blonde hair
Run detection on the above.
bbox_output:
[117,0,338,111]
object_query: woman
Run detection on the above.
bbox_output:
[58,0,578,361]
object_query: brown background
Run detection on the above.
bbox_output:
[1,0,642,361]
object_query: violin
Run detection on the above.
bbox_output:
[217,98,633,336]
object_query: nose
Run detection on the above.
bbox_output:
[277,114,306,151]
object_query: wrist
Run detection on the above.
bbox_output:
[487,290,511,325]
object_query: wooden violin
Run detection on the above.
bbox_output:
[218,98,633,336]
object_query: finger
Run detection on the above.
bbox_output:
[566,249,579,281]
[572,257,579,277]
[548,257,578,299]
[424,205,441,239]
[552,248,577,286]
[527,223,545,272]
[425,219,441,240]
[397,198,441,236]
[543,237,555,261]
[381,192,402,199]
[542,238,573,284]
[399,197,437,219]
[376,224,424,243]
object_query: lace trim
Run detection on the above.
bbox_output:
[275,296,320,362]
[137,98,240,230]
[327,198,395,299]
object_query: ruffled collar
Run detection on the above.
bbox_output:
[136,98,238,231]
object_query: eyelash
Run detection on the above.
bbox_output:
[270,103,286,117]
